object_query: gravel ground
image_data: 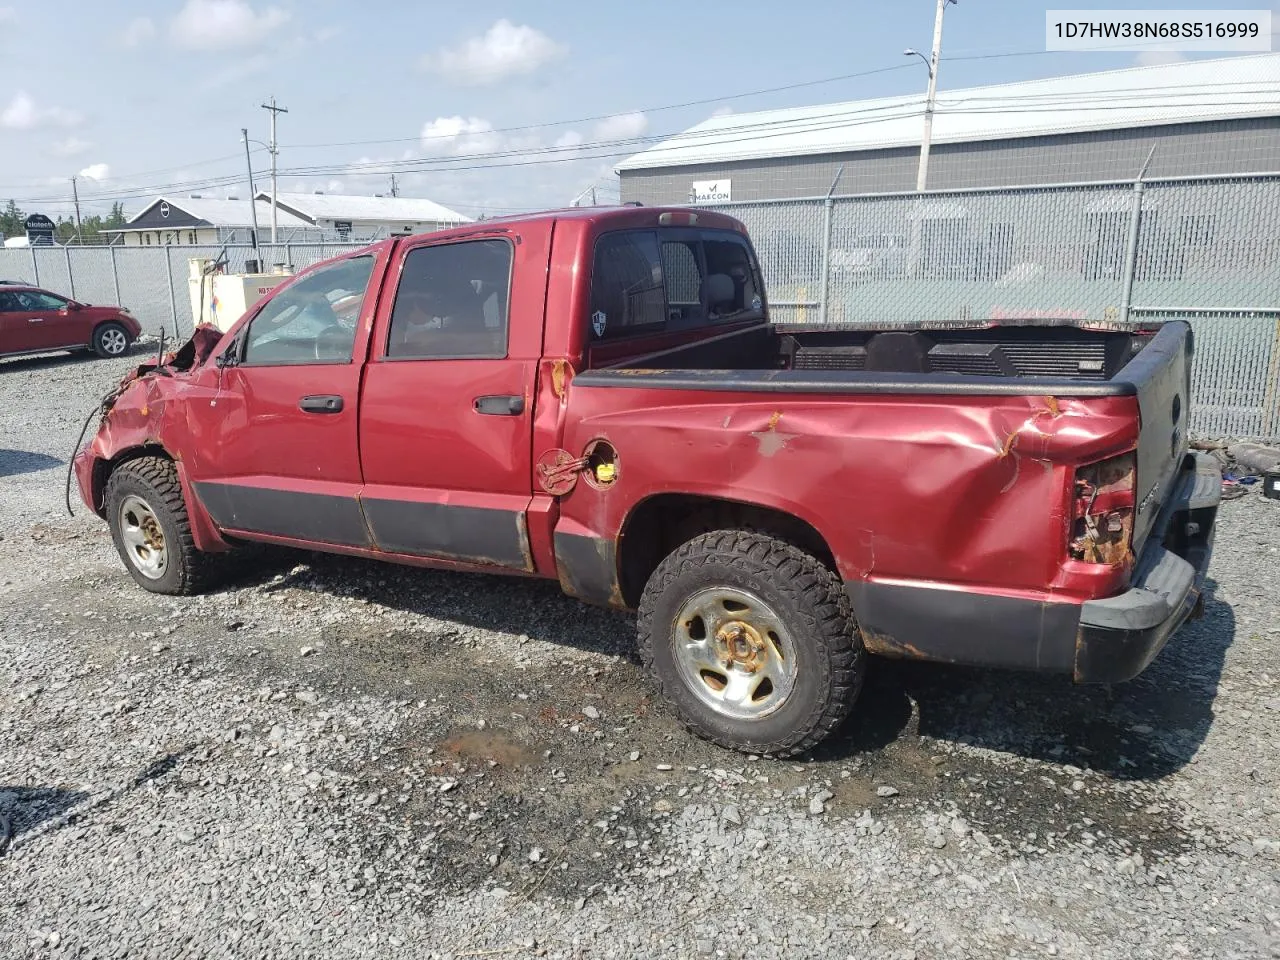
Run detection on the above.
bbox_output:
[1,347,1279,960]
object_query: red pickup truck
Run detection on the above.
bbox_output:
[74,206,1220,757]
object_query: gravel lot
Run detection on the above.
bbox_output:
[2,347,1279,960]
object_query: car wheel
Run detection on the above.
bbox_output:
[637,530,865,757]
[105,456,219,595]
[92,322,131,358]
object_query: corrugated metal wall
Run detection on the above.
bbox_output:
[620,117,1280,205]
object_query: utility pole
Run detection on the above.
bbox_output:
[70,176,83,244]
[908,0,955,192]
[260,96,288,242]
[241,128,261,263]
[390,174,399,198]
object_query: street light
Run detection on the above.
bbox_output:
[906,0,957,192]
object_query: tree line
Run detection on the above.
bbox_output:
[1,199,128,244]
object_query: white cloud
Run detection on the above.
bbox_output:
[78,163,110,181]
[120,16,156,47]
[1,92,81,130]
[325,179,345,193]
[52,136,92,157]
[592,111,647,141]
[422,19,565,86]
[420,115,504,155]
[554,130,584,148]
[170,0,289,50]
[711,106,735,118]
[313,26,340,43]
[1133,50,1187,66]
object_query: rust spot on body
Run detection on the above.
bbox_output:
[750,411,796,457]
[861,629,930,661]
[550,359,569,399]
[1042,396,1062,418]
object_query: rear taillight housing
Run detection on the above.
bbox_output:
[1069,451,1136,565]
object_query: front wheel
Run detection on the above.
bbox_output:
[92,322,131,358]
[105,456,218,595]
[637,530,865,757]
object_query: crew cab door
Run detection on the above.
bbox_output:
[185,253,384,546]
[358,228,545,569]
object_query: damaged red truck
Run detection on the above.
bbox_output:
[74,206,1220,757]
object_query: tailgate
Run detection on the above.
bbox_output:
[1121,322,1193,553]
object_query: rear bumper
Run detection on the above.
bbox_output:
[845,452,1221,681]
[1074,452,1220,682]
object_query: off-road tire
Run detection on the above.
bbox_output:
[637,530,864,757]
[105,456,218,595]
[92,321,132,358]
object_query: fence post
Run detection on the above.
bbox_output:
[818,166,844,325]
[164,249,180,338]
[110,245,121,305]
[1118,146,1156,324]
[1118,180,1145,324]
[30,245,38,286]
[65,246,76,299]
[284,243,291,271]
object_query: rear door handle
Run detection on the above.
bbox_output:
[298,394,344,414]
[474,395,525,416]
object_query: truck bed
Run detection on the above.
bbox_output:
[588,318,1168,397]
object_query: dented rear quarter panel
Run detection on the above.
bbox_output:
[557,384,1140,604]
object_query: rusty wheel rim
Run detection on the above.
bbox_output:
[671,586,798,721]
[118,494,168,580]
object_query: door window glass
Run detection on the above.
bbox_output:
[386,239,512,360]
[589,231,665,339]
[15,291,67,311]
[243,255,375,365]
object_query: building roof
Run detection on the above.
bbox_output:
[257,192,472,225]
[617,53,1280,172]
[113,196,311,231]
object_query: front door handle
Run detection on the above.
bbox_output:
[27,317,43,323]
[474,395,525,416]
[299,394,344,414]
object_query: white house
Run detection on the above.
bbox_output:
[105,196,312,247]
[256,192,471,239]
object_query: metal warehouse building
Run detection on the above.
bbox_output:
[616,54,1280,203]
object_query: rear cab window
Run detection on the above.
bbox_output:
[588,227,765,342]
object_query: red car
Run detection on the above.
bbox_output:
[0,285,141,359]
[74,206,1218,757]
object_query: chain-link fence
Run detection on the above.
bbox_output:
[0,241,367,337]
[711,172,1280,327]
[3,175,1279,438]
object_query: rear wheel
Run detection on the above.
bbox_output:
[637,530,864,757]
[105,456,218,595]
[92,322,131,358]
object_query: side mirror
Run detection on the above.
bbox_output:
[69,301,82,311]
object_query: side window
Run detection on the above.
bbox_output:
[243,255,375,365]
[590,231,665,339]
[28,292,67,311]
[702,234,764,321]
[0,292,20,312]
[386,239,512,360]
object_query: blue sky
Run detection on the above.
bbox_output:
[0,0,1270,219]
